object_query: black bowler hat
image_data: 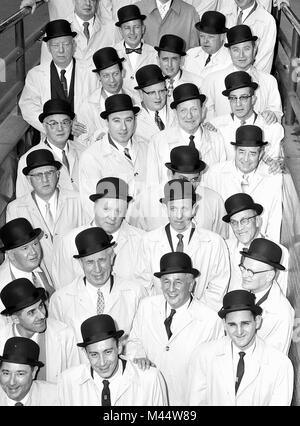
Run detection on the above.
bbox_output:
[73,228,115,259]
[39,99,75,123]
[154,252,199,278]
[0,337,44,368]
[195,11,228,34]
[165,146,206,174]
[100,94,140,119]
[231,125,268,147]
[77,314,124,347]
[134,64,167,90]
[159,179,199,204]
[92,47,124,73]
[218,290,262,319]
[222,193,263,223]
[115,4,146,27]
[170,83,206,109]
[89,177,133,203]
[43,19,77,42]
[155,34,186,56]
[22,149,62,176]
[0,218,42,253]
[222,71,258,97]
[224,25,257,48]
[0,278,47,316]
[240,238,285,270]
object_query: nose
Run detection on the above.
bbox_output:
[186,108,192,119]
[120,120,126,131]
[97,353,106,367]
[9,374,16,386]
[236,324,244,336]
[37,307,46,319]
[236,97,242,107]
[58,43,64,53]
[28,244,37,256]
[93,260,102,273]
[175,209,183,220]
[109,73,114,83]
[169,281,176,292]
[243,151,250,162]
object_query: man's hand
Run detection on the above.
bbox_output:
[133,357,156,371]
[263,155,284,174]
[261,110,278,125]
[20,0,38,14]
[72,119,87,138]
[203,121,218,132]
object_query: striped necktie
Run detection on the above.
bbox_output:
[155,110,165,130]
[60,69,68,98]
[83,22,90,41]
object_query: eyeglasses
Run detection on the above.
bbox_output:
[229,215,257,228]
[28,170,57,180]
[44,119,72,130]
[238,263,272,278]
[141,88,167,98]
[228,95,252,103]
[49,42,73,50]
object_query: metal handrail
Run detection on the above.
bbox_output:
[282,3,300,37]
[0,1,45,33]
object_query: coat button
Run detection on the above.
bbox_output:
[130,76,134,80]
[45,234,48,239]
[165,346,170,351]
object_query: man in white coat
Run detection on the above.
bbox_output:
[135,179,230,310]
[126,252,223,406]
[187,289,294,406]
[0,337,58,406]
[202,125,283,242]
[239,238,294,354]
[0,279,80,383]
[58,314,168,405]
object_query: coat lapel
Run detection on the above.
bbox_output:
[216,339,236,403]
[237,340,263,397]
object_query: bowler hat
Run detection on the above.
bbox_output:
[92,47,124,73]
[224,25,257,48]
[240,238,285,270]
[38,98,75,123]
[42,19,77,42]
[0,337,44,368]
[222,71,258,97]
[170,83,206,109]
[134,64,167,90]
[77,314,124,347]
[155,34,186,56]
[159,179,199,204]
[154,252,199,278]
[100,94,140,119]
[73,228,115,259]
[165,146,206,174]
[22,149,62,176]
[115,5,146,26]
[195,11,228,34]
[231,125,268,147]
[0,278,47,316]
[0,218,42,253]
[222,193,263,223]
[218,290,262,319]
[89,177,133,203]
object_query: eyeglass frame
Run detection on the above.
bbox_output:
[141,88,167,98]
[28,170,59,181]
[228,94,253,103]
[229,214,257,228]
[238,263,273,278]
[44,119,72,130]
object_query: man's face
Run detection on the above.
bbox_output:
[140,81,167,111]
[94,198,128,234]
[223,310,260,350]
[176,99,202,134]
[229,41,255,70]
[235,146,263,174]
[199,32,224,55]
[8,238,42,273]
[86,338,121,379]
[75,0,98,21]
[98,64,124,94]
[12,300,47,337]
[43,113,72,148]
[228,87,256,120]
[167,198,196,232]
[235,0,255,9]
[80,248,113,287]
[107,110,136,145]
[172,171,201,190]
[158,51,182,79]
[229,209,259,245]
[47,35,75,68]
[28,165,59,200]
[0,362,36,402]
[120,19,145,48]
[161,272,194,309]
[240,257,274,293]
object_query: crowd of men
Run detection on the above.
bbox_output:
[0,0,295,406]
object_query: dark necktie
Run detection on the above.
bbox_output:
[189,135,195,149]
[176,234,184,252]
[62,149,70,173]
[155,110,165,130]
[60,69,68,98]
[204,54,211,66]
[237,10,243,25]
[32,270,54,298]
[235,351,245,394]
[125,46,142,54]
[15,402,24,406]
[124,147,132,161]
[164,309,176,339]
[102,380,111,406]
[83,22,90,41]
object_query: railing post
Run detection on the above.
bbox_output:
[286,28,300,125]
[14,19,26,113]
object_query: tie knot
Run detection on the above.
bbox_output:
[97,288,103,295]
[103,379,110,387]
[155,110,159,117]
[239,351,246,359]
[15,401,24,406]
[240,120,246,125]
[83,22,89,29]
[170,308,176,317]
[60,69,66,77]
[189,135,195,148]
[177,233,184,241]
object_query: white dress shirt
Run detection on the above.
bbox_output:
[148,107,167,129]
[93,358,124,405]
[166,296,192,335]
[124,42,142,71]
[156,0,172,19]
[169,222,193,252]
[46,140,70,164]
[35,190,58,225]
[10,263,43,282]
[75,14,96,40]
[232,340,256,384]
[237,2,257,23]
[85,278,112,314]
[112,138,136,163]
[179,126,202,145]
[6,392,30,407]
[54,60,73,95]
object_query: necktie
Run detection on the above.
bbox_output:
[176,234,184,252]
[167,78,174,97]
[164,309,176,339]
[62,149,70,173]
[241,174,249,193]
[32,270,54,297]
[125,47,142,54]
[97,288,105,315]
[124,147,132,161]
[102,380,111,406]
[14,402,24,406]
[237,10,243,25]
[240,120,246,126]
[235,351,245,394]
[204,54,211,66]
[155,110,165,131]
[83,21,90,41]
[189,135,195,149]
[45,201,55,235]
[60,69,68,98]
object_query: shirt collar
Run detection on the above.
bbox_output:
[6,391,31,407]
[232,339,256,356]
[75,14,95,28]
[237,1,256,19]
[166,295,191,316]
[54,59,73,73]
[169,222,193,241]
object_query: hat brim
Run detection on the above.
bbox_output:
[0,228,43,253]
[92,57,125,73]
[134,75,168,90]
[165,161,206,174]
[22,160,62,176]
[195,23,228,34]
[73,241,115,259]
[222,203,263,223]
[159,193,200,204]
[89,193,133,203]
[154,267,199,278]
[222,82,258,97]
[154,46,186,56]
[100,105,140,120]
[218,305,262,319]
[224,35,258,48]
[115,15,146,27]
[0,288,47,316]
[239,250,286,271]
[0,355,44,368]
[170,94,206,109]
[43,31,77,42]
[77,330,124,347]
[230,141,268,147]
[39,110,75,123]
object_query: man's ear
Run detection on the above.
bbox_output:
[11,314,20,325]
